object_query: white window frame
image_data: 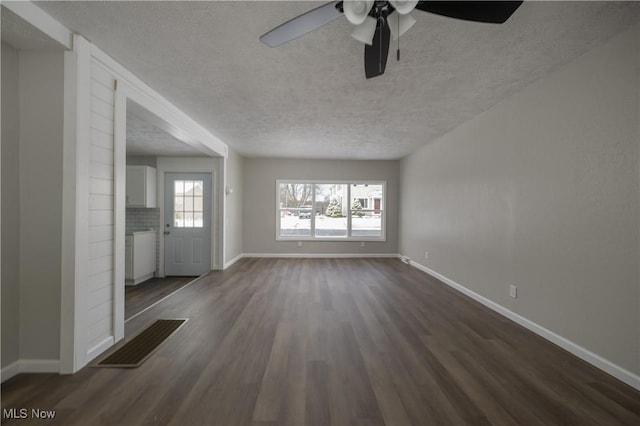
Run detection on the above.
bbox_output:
[172,178,205,229]
[275,179,387,242]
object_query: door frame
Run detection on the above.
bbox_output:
[157,158,223,277]
[164,172,213,276]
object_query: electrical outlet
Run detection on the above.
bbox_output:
[425,251,429,260]
[297,241,302,248]
[361,241,365,247]
[509,285,517,299]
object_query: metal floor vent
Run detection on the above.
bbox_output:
[95,319,187,368]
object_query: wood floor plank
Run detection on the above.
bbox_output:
[2,258,640,426]
[125,276,194,319]
[279,336,307,425]
[424,336,520,426]
[305,360,331,426]
[252,321,292,422]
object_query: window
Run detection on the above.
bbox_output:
[277,180,385,240]
[174,180,204,228]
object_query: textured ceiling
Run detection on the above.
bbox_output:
[1,5,67,50]
[127,109,207,156]
[35,1,639,160]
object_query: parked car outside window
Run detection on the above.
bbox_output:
[299,209,311,219]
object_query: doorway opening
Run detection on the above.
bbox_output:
[123,100,216,320]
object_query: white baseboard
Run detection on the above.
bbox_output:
[86,336,115,363]
[223,253,244,269]
[1,359,60,383]
[1,361,21,383]
[242,253,399,259]
[407,258,640,391]
[19,359,60,373]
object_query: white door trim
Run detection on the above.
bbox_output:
[60,34,91,374]
[113,81,127,343]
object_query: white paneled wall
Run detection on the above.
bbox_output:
[87,60,115,352]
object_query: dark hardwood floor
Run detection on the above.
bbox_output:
[2,258,640,425]
[125,276,195,320]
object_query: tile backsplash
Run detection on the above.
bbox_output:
[126,207,159,233]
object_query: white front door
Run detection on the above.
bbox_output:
[164,173,212,276]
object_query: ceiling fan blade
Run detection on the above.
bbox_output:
[415,1,523,24]
[260,1,344,47]
[364,22,391,79]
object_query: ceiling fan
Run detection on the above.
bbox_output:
[260,1,523,79]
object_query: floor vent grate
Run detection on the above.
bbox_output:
[94,319,187,368]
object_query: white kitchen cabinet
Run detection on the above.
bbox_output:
[126,165,157,207]
[125,231,157,285]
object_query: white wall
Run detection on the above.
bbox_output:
[18,50,65,361]
[243,158,399,255]
[224,148,243,265]
[399,25,640,378]
[1,42,21,368]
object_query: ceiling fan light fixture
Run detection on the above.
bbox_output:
[344,0,374,25]
[389,0,419,15]
[387,11,416,40]
[350,15,378,45]
[259,0,523,78]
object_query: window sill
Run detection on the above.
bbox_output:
[276,237,386,242]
